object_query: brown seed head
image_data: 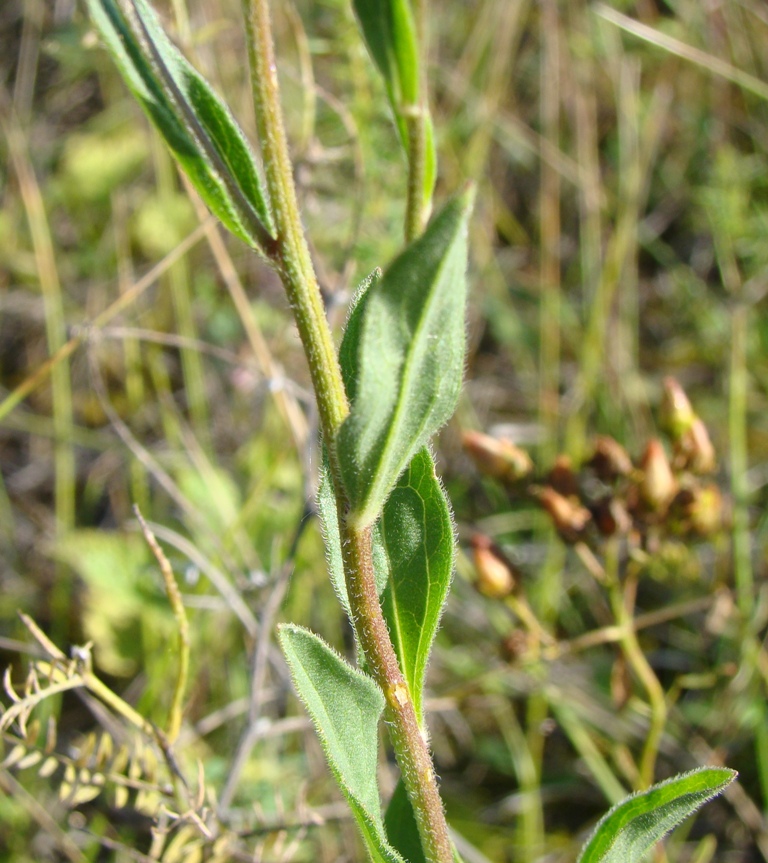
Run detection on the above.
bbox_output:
[592,496,633,537]
[638,439,677,512]
[686,483,724,535]
[660,377,696,441]
[589,435,634,481]
[471,533,517,599]
[462,430,534,484]
[501,630,531,663]
[677,417,717,475]
[534,486,591,543]
[548,454,578,497]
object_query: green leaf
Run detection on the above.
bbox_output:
[352,0,436,207]
[385,778,426,863]
[319,446,453,725]
[278,625,405,863]
[316,460,389,630]
[338,189,473,527]
[577,767,737,863]
[352,0,419,116]
[380,447,453,726]
[85,0,274,253]
[339,268,381,404]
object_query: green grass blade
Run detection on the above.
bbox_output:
[577,767,737,863]
[338,188,473,527]
[278,625,406,863]
[86,0,275,253]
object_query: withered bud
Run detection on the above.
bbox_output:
[638,439,677,512]
[462,430,534,484]
[471,533,517,599]
[660,377,696,441]
[592,495,633,537]
[533,486,591,543]
[548,454,578,497]
[589,435,634,481]
[677,417,717,475]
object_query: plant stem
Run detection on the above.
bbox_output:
[242,0,347,443]
[342,526,453,863]
[405,108,428,243]
[607,545,666,790]
[241,1,453,859]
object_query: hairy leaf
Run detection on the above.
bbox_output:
[317,462,389,630]
[85,0,274,253]
[351,0,436,206]
[278,625,405,863]
[338,189,473,527]
[380,447,453,726]
[577,767,737,863]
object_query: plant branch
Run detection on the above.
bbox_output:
[241,1,453,859]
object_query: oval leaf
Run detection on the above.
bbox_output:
[338,189,473,527]
[379,447,453,726]
[86,0,275,253]
[278,625,405,863]
[577,767,737,863]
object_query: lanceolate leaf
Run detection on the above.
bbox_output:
[380,447,453,726]
[352,0,436,209]
[317,461,389,632]
[577,767,737,863]
[278,625,405,863]
[86,0,275,253]
[338,189,473,527]
[352,0,419,123]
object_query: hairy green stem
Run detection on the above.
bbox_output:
[404,108,428,243]
[241,0,346,441]
[342,526,453,863]
[241,1,452,859]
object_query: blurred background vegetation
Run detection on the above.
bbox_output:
[2,0,768,860]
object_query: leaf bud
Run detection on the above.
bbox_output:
[462,430,533,484]
[588,435,634,482]
[533,486,591,543]
[470,533,517,599]
[638,439,677,512]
